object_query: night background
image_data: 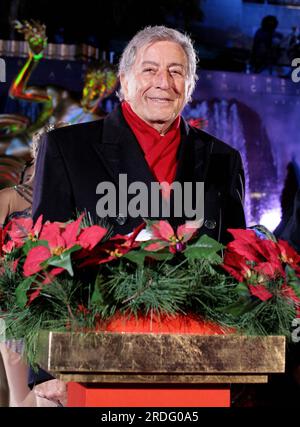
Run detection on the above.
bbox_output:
[0,0,300,409]
[1,2,300,232]
[2,0,299,229]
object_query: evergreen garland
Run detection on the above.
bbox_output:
[0,217,299,365]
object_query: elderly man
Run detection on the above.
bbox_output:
[33,26,246,243]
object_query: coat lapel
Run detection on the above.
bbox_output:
[175,118,212,188]
[169,119,214,228]
[90,107,213,223]
[91,108,212,188]
[90,106,155,214]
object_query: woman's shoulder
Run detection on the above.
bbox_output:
[0,187,14,205]
[0,187,14,225]
[0,186,32,222]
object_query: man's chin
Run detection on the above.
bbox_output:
[148,117,172,126]
[145,111,175,124]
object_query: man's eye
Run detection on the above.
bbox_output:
[143,68,156,73]
[170,70,182,75]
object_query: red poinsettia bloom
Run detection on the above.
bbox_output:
[278,239,300,274]
[76,226,108,250]
[2,215,43,253]
[226,229,285,278]
[79,222,145,267]
[222,251,252,282]
[23,215,107,277]
[223,228,300,305]
[227,229,271,262]
[144,221,198,254]
[253,261,281,278]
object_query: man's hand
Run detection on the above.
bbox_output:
[33,379,67,406]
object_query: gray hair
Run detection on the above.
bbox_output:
[118,25,198,102]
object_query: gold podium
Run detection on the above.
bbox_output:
[37,331,286,407]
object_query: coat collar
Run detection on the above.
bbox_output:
[91,105,212,189]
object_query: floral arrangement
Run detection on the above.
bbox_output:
[0,214,300,363]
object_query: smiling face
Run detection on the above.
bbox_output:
[120,40,189,134]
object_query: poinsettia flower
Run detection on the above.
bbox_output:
[1,215,44,254]
[261,240,285,273]
[77,225,107,250]
[5,215,43,246]
[253,260,284,279]
[35,215,83,253]
[226,229,286,277]
[222,251,251,282]
[79,223,145,266]
[23,246,52,276]
[278,240,300,273]
[229,229,281,263]
[40,216,107,254]
[144,221,198,253]
[227,228,259,243]
[78,240,126,266]
[223,228,300,309]
[227,229,268,263]
[23,215,107,277]
[39,223,66,253]
[248,284,273,301]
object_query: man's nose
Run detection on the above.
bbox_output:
[153,70,172,89]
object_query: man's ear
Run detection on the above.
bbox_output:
[185,82,192,103]
[120,73,129,99]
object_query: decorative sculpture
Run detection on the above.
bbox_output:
[0,20,118,156]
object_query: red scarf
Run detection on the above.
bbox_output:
[121,101,181,188]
